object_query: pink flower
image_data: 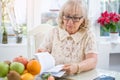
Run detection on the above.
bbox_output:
[97,11,120,32]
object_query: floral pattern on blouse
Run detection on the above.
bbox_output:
[39,27,97,65]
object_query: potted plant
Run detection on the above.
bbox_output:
[97,11,120,41]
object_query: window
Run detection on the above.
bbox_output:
[40,0,89,26]
[40,0,67,26]
[0,0,27,44]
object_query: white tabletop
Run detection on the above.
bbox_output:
[1,69,118,80]
[67,69,120,80]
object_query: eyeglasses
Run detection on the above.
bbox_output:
[63,15,83,22]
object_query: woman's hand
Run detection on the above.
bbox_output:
[36,49,48,53]
[62,64,78,75]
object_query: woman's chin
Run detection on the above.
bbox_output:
[68,31,76,34]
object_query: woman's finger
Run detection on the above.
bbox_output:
[63,66,69,70]
[63,67,69,73]
[63,64,71,67]
[36,49,47,53]
[62,65,71,74]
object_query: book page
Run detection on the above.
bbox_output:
[34,52,65,77]
[46,65,65,77]
[34,52,55,74]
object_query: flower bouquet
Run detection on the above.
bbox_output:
[97,11,120,33]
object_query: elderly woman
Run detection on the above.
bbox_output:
[37,0,97,75]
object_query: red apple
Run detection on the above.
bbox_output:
[13,56,28,68]
[47,75,55,80]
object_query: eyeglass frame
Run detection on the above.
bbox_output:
[63,15,83,22]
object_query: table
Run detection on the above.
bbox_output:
[35,69,120,80]
[0,69,120,80]
[66,69,120,80]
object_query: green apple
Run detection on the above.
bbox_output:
[0,62,9,77]
[3,77,8,80]
[10,62,24,74]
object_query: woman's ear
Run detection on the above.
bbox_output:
[61,21,64,29]
[80,19,85,28]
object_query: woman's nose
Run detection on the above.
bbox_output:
[67,19,74,25]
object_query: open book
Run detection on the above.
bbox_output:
[34,52,65,77]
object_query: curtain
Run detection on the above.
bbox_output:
[14,0,26,25]
[88,0,101,38]
[27,0,42,31]
[0,0,1,26]
[0,1,2,42]
[106,0,120,13]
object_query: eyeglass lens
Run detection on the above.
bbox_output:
[63,16,83,22]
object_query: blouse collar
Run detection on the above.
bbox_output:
[58,28,85,43]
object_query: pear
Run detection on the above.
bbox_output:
[7,71,21,80]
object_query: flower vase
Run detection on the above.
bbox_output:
[16,34,22,43]
[2,27,8,44]
[109,32,119,42]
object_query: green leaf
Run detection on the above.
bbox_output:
[102,26,109,32]
[41,73,51,80]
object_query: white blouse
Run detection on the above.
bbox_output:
[39,27,97,65]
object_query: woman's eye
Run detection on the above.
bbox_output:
[66,16,71,19]
[73,17,79,19]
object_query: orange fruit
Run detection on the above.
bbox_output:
[22,69,28,74]
[27,59,41,75]
[21,73,34,80]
